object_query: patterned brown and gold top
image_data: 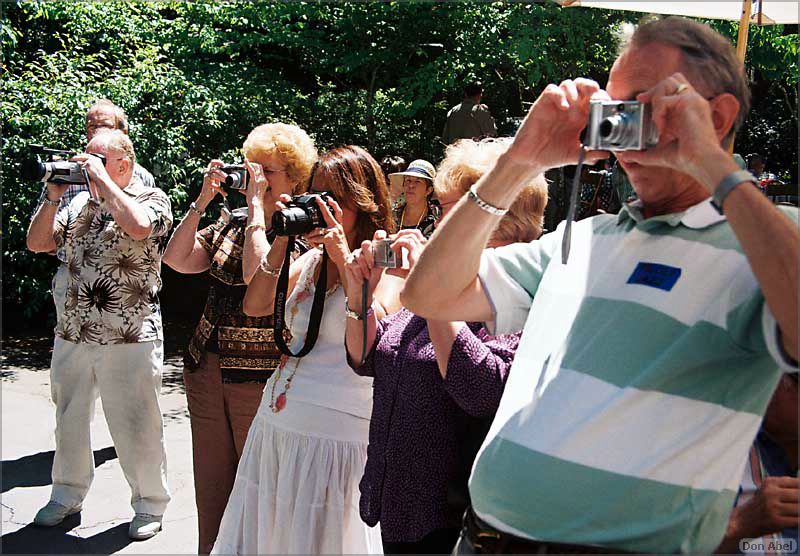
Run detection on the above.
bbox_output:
[185,208,306,383]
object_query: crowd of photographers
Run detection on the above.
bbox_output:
[24,16,798,555]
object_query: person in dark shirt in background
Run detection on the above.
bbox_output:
[716,372,799,554]
[380,155,407,208]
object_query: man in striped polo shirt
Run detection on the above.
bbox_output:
[403,17,799,554]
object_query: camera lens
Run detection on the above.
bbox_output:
[21,158,46,181]
[272,207,314,236]
[224,173,242,189]
[599,114,629,144]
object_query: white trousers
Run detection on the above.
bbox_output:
[49,337,171,515]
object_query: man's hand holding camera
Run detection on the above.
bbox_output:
[618,72,741,192]
[72,152,111,202]
[44,181,70,205]
[507,78,611,174]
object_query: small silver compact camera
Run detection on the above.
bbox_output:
[584,100,659,151]
[220,164,248,190]
[373,239,399,269]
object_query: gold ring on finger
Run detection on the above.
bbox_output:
[674,83,689,95]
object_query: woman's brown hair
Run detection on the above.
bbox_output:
[307,145,396,245]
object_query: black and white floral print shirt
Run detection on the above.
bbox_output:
[53,177,173,344]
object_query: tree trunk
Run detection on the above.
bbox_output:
[366,67,378,152]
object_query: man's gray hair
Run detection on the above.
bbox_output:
[85,99,129,133]
[626,16,751,140]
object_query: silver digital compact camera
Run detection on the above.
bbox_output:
[373,239,399,269]
[584,100,659,151]
[220,164,248,190]
[373,239,411,269]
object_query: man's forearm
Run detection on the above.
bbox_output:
[725,182,799,359]
[714,507,751,554]
[102,181,153,240]
[701,150,800,360]
[403,152,541,316]
[26,202,59,253]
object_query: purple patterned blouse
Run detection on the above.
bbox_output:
[350,308,521,543]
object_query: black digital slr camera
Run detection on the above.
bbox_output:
[21,144,106,185]
[272,192,335,236]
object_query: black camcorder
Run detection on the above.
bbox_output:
[272,192,336,236]
[220,164,248,191]
[21,144,106,185]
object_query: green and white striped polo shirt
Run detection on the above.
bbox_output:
[472,199,798,553]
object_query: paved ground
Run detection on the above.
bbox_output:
[1,331,198,555]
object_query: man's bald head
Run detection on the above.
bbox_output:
[87,129,136,188]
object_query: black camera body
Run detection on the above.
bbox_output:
[21,144,106,185]
[220,164,248,191]
[272,192,335,236]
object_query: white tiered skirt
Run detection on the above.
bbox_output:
[211,392,382,555]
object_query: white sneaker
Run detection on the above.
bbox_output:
[33,500,81,526]
[128,513,163,540]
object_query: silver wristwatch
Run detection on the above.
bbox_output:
[711,170,758,214]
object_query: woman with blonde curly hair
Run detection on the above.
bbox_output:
[342,138,547,554]
[163,122,317,554]
[212,145,397,554]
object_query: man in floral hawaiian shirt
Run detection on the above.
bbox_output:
[26,129,173,540]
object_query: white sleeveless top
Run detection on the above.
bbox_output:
[271,250,374,420]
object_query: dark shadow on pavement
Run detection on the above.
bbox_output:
[0,518,133,554]
[0,334,54,375]
[2,447,118,493]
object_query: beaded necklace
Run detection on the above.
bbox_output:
[400,203,427,229]
[268,253,341,413]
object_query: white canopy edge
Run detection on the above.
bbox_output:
[557,1,799,25]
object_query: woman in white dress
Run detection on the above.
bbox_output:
[211,145,400,555]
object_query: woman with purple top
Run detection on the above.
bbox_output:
[342,139,549,554]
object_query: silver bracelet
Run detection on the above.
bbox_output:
[188,201,204,217]
[344,299,375,321]
[711,170,758,214]
[467,185,509,216]
[259,255,281,277]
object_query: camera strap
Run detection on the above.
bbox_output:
[273,237,328,357]
[561,146,587,265]
[353,279,369,368]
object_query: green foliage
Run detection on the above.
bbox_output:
[708,20,798,182]
[2,1,797,319]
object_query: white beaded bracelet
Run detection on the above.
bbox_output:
[259,255,281,277]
